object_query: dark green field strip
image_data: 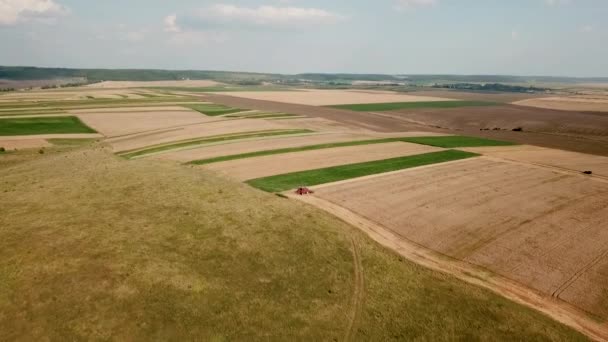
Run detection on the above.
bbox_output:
[328,100,498,112]
[400,136,517,148]
[0,116,96,136]
[189,137,410,165]
[119,129,315,159]
[246,149,479,192]
[183,104,245,116]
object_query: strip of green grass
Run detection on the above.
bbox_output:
[247,149,478,192]
[328,100,498,111]
[227,112,299,119]
[400,136,516,147]
[0,116,96,136]
[0,97,198,110]
[120,129,314,159]
[183,104,245,116]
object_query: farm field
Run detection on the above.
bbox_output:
[307,157,608,320]
[86,80,223,88]
[0,146,588,341]
[460,145,608,178]
[1,84,607,340]
[514,96,608,112]
[328,100,497,111]
[213,89,454,106]
[207,141,448,181]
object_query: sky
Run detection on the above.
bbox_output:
[0,0,607,77]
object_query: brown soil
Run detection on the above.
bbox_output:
[311,157,608,321]
[205,142,443,181]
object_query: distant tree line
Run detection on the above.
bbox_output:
[431,83,549,93]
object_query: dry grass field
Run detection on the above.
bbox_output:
[86,80,223,88]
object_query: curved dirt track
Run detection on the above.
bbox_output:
[288,193,608,342]
[344,237,364,342]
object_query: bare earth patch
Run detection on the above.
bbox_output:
[216,89,454,106]
[0,138,51,150]
[311,157,608,319]
[205,141,444,181]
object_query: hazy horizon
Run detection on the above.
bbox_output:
[1,0,607,77]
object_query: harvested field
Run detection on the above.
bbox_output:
[206,142,445,181]
[68,106,195,114]
[514,96,608,112]
[86,80,223,88]
[108,119,288,152]
[76,110,215,137]
[119,129,314,159]
[217,89,453,106]
[329,101,496,112]
[154,132,375,163]
[460,145,608,178]
[410,90,541,103]
[313,157,608,319]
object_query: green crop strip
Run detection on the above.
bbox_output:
[247,149,479,192]
[399,136,517,147]
[119,129,315,159]
[0,116,96,136]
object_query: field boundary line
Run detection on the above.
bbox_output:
[288,194,608,342]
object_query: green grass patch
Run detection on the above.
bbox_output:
[119,129,314,159]
[0,116,96,136]
[400,136,516,148]
[247,149,478,192]
[328,100,498,111]
[183,104,245,116]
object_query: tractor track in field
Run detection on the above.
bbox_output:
[344,237,364,342]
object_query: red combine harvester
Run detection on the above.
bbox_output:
[295,187,314,195]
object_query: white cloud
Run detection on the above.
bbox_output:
[0,0,68,26]
[395,0,438,10]
[544,0,571,6]
[192,4,342,28]
[511,29,520,40]
[164,14,180,33]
